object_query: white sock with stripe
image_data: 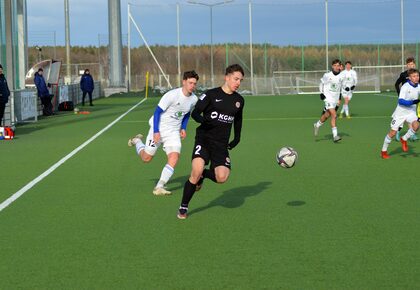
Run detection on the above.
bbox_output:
[402,128,416,141]
[156,164,174,188]
[135,141,145,155]
[382,135,392,151]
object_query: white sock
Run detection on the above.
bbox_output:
[135,140,145,155]
[156,164,174,188]
[340,106,345,114]
[402,128,416,141]
[345,104,349,116]
[382,135,392,151]
[332,127,338,137]
[316,120,324,128]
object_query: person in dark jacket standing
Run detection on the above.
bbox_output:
[0,64,11,126]
[34,68,53,116]
[80,69,94,106]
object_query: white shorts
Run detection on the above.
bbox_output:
[390,111,418,131]
[342,90,353,100]
[324,100,338,110]
[144,127,182,156]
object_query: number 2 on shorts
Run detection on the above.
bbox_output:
[195,145,202,155]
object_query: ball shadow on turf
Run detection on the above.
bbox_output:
[188,181,272,217]
[286,200,306,206]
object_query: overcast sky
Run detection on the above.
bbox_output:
[27,0,420,47]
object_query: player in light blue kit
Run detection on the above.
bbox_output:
[381,68,420,159]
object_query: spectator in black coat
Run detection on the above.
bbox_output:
[0,64,11,126]
[80,69,94,106]
[34,68,54,116]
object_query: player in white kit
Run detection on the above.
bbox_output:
[313,59,344,142]
[339,61,357,119]
[128,71,199,195]
[381,68,420,159]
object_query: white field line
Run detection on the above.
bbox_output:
[0,98,148,213]
[374,93,397,98]
[120,115,390,123]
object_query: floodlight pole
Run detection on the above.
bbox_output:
[188,1,234,87]
[64,0,71,83]
[249,0,254,94]
[401,0,404,69]
[177,3,181,86]
[127,3,131,91]
[325,0,329,71]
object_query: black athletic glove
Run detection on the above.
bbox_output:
[413,99,420,104]
[227,139,240,150]
[351,85,356,90]
[320,93,326,100]
[345,87,350,92]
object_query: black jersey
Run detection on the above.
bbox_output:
[192,87,244,145]
[395,70,409,95]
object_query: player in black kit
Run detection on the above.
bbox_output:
[177,64,245,219]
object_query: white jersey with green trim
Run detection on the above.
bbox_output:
[148,87,197,133]
[341,69,358,90]
[319,71,344,103]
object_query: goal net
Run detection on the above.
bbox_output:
[273,67,382,95]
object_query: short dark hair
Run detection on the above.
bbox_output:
[407,68,419,76]
[183,70,199,81]
[38,68,44,72]
[406,57,416,64]
[225,64,244,76]
[0,64,3,69]
[85,69,90,73]
[345,61,352,65]
[331,59,341,65]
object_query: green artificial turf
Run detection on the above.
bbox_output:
[1,92,420,289]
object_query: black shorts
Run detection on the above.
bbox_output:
[192,136,231,169]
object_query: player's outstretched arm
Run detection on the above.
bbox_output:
[395,74,404,94]
[153,106,164,143]
[180,112,191,139]
[228,104,244,150]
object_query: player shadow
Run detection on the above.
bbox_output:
[188,181,272,217]
[389,146,419,158]
[316,132,351,142]
[149,175,190,192]
[287,200,306,206]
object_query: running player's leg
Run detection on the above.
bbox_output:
[178,142,209,219]
[210,145,232,183]
[153,134,182,195]
[407,121,419,141]
[401,116,419,149]
[344,95,351,118]
[328,106,341,142]
[128,127,157,163]
[382,115,404,158]
[314,106,330,136]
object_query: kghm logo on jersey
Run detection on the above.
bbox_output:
[210,111,235,123]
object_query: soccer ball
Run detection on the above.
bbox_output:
[276,147,298,168]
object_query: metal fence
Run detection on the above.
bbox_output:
[3,81,102,128]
